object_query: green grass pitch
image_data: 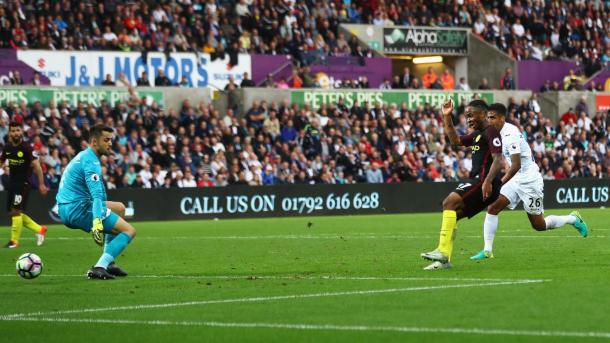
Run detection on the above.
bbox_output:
[1,208,609,342]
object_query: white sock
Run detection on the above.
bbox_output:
[544,214,577,230]
[484,213,498,252]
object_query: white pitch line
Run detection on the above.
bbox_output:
[2,317,609,339]
[0,273,548,283]
[14,234,604,240]
[1,279,546,319]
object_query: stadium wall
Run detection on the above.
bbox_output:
[466,34,516,90]
[3,180,607,225]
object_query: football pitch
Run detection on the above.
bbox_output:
[1,208,609,342]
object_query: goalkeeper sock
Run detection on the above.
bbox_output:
[105,233,117,246]
[437,210,457,260]
[483,213,498,252]
[10,215,23,243]
[22,213,42,233]
[544,215,577,230]
[94,234,118,268]
[95,233,132,269]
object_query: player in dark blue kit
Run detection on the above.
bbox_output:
[56,124,136,280]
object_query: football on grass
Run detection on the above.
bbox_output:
[16,253,43,279]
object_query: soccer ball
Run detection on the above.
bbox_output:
[16,253,43,279]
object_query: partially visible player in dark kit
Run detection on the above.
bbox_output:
[420,99,503,270]
[1,121,48,248]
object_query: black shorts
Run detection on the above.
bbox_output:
[6,183,30,212]
[454,178,501,218]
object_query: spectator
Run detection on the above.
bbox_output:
[440,70,455,90]
[154,69,172,87]
[10,71,24,85]
[240,72,255,88]
[276,77,290,89]
[379,79,392,90]
[178,76,191,88]
[399,67,412,89]
[136,72,150,87]
[500,68,515,90]
[575,96,589,116]
[478,78,490,90]
[101,74,115,86]
[30,72,42,86]
[262,74,276,88]
[455,77,471,91]
[366,162,383,183]
[421,67,438,89]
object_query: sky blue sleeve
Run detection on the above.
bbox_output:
[83,154,105,220]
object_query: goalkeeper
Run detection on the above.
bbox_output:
[56,124,136,280]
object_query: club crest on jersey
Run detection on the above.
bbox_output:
[511,143,518,150]
[493,137,501,147]
[91,174,100,182]
[17,151,23,157]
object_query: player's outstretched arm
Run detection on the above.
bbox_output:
[501,154,521,185]
[441,100,461,146]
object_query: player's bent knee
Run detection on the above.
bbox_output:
[107,201,126,218]
[442,194,462,211]
[528,214,546,231]
[487,204,501,215]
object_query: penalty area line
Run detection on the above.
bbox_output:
[2,317,610,339]
[1,279,546,319]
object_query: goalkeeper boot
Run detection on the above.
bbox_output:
[87,267,115,280]
[420,249,449,263]
[570,211,588,238]
[107,262,128,277]
[470,250,493,261]
[423,261,453,270]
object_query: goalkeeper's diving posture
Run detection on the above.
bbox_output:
[56,124,136,280]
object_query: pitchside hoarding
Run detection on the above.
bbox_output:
[1,180,606,225]
[0,87,164,107]
[290,90,494,109]
[16,51,252,89]
[383,27,469,55]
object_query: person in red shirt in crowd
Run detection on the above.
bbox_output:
[554,166,567,180]
[560,108,577,125]
[197,173,214,187]
[441,69,455,90]
[387,172,401,183]
[422,67,438,89]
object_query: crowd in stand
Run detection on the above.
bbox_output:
[0,1,607,88]
[0,92,607,190]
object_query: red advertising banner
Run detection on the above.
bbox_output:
[596,94,610,112]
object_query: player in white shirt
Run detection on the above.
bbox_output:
[470,103,589,260]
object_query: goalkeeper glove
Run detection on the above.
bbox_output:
[92,218,104,246]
